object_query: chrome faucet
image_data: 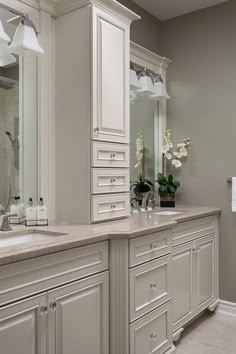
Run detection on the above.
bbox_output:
[141,191,156,211]
[0,213,17,231]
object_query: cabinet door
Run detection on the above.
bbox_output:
[0,293,47,354]
[48,272,109,354]
[172,242,194,332]
[92,7,129,144]
[195,234,215,312]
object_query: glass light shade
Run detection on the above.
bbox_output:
[136,75,155,96]
[130,69,141,91]
[150,81,170,100]
[0,20,10,44]
[8,23,44,57]
[0,43,16,67]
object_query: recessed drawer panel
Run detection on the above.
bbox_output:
[0,241,108,306]
[130,302,172,354]
[92,141,129,168]
[129,230,172,267]
[129,255,171,322]
[92,168,129,194]
[172,216,215,246]
[91,193,130,222]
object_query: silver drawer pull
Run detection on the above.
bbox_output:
[150,333,157,339]
[93,127,99,133]
[49,302,57,311]
[150,282,157,289]
[150,243,157,250]
[40,305,48,315]
[110,153,116,159]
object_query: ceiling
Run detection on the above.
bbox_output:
[131,0,230,20]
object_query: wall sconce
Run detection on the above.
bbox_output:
[0,4,44,60]
[0,20,10,44]
[0,42,16,66]
[130,62,141,91]
[150,74,170,100]
[9,20,44,57]
[136,69,155,96]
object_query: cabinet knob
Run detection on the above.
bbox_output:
[49,302,57,311]
[111,204,116,209]
[110,177,116,184]
[150,282,157,289]
[93,127,99,133]
[150,243,157,250]
[150,333,157,339]
[110,153,116,159]
[40,305,48,315]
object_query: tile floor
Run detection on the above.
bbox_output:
[175,311,236,354]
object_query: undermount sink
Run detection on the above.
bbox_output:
[0,231,66,248]
[153,211,183,216]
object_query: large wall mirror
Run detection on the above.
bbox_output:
[0,7,38,212]
[130,42,170,200]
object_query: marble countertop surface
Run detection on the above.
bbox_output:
[0,205,221,266]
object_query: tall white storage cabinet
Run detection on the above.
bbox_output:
[55,0,139,224]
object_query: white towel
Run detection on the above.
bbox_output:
[232,177,236,212]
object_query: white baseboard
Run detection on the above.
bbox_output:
[217,300,236,317]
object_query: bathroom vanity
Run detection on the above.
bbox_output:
[0,207,220,354]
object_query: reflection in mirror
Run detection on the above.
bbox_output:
[0,7,38,212]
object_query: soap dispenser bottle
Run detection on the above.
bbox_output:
[26,198,37,226]
[37,198,48,226]
[9,197,20,224]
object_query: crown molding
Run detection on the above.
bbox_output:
[55,0,140,23]
[130,41,172,72]
[15,0,56,14]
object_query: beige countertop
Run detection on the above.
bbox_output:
[0,206,221,266]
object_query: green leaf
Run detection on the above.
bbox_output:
[168,174,173,183]
[159,185,167,192]
[144,178,154,186]
[173,181,180,188]
[168,185,177,193]
[159,187,167,197]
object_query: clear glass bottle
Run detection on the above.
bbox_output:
[26,198,37,226]
[37,197,48,226]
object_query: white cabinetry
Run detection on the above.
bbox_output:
[0,242,109,354]
[55,0,139,224]
[172,216,219,340]
[0,294,47,354]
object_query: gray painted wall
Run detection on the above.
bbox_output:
[117,0,161,54]
[160,0,236,302]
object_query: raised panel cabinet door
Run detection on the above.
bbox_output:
[195,234,215,312]
[48,272,109,354]
[172,242,194,332]
[0,293,47,354]
[92,7,129,143]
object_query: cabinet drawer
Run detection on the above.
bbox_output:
[129,230,171,267]
[92,168,129,194]
[172,216,215,246]
[130,302,172,354]
[0,241,108,306]
[92,141,129,168]
[129,255,171,322]
[91,193,130,222]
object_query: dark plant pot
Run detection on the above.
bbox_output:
[134,185,151,206]
[160,193,175,208]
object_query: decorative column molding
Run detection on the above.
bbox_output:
[38,7,56,220]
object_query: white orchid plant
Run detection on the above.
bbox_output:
[156,129,190,197]
[130,132,153,199]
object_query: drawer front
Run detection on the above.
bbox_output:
[129,255,171,322]
[92,141,129,168]
[172,216,215,246]
[92,168,129,194]
[130,302,172,354]
[0,241,108,306]
[91,193,130,222]
[129,230,172,267]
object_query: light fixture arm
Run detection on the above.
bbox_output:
[0,3,39,34]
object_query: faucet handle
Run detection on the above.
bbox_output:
[0,213,17,231]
